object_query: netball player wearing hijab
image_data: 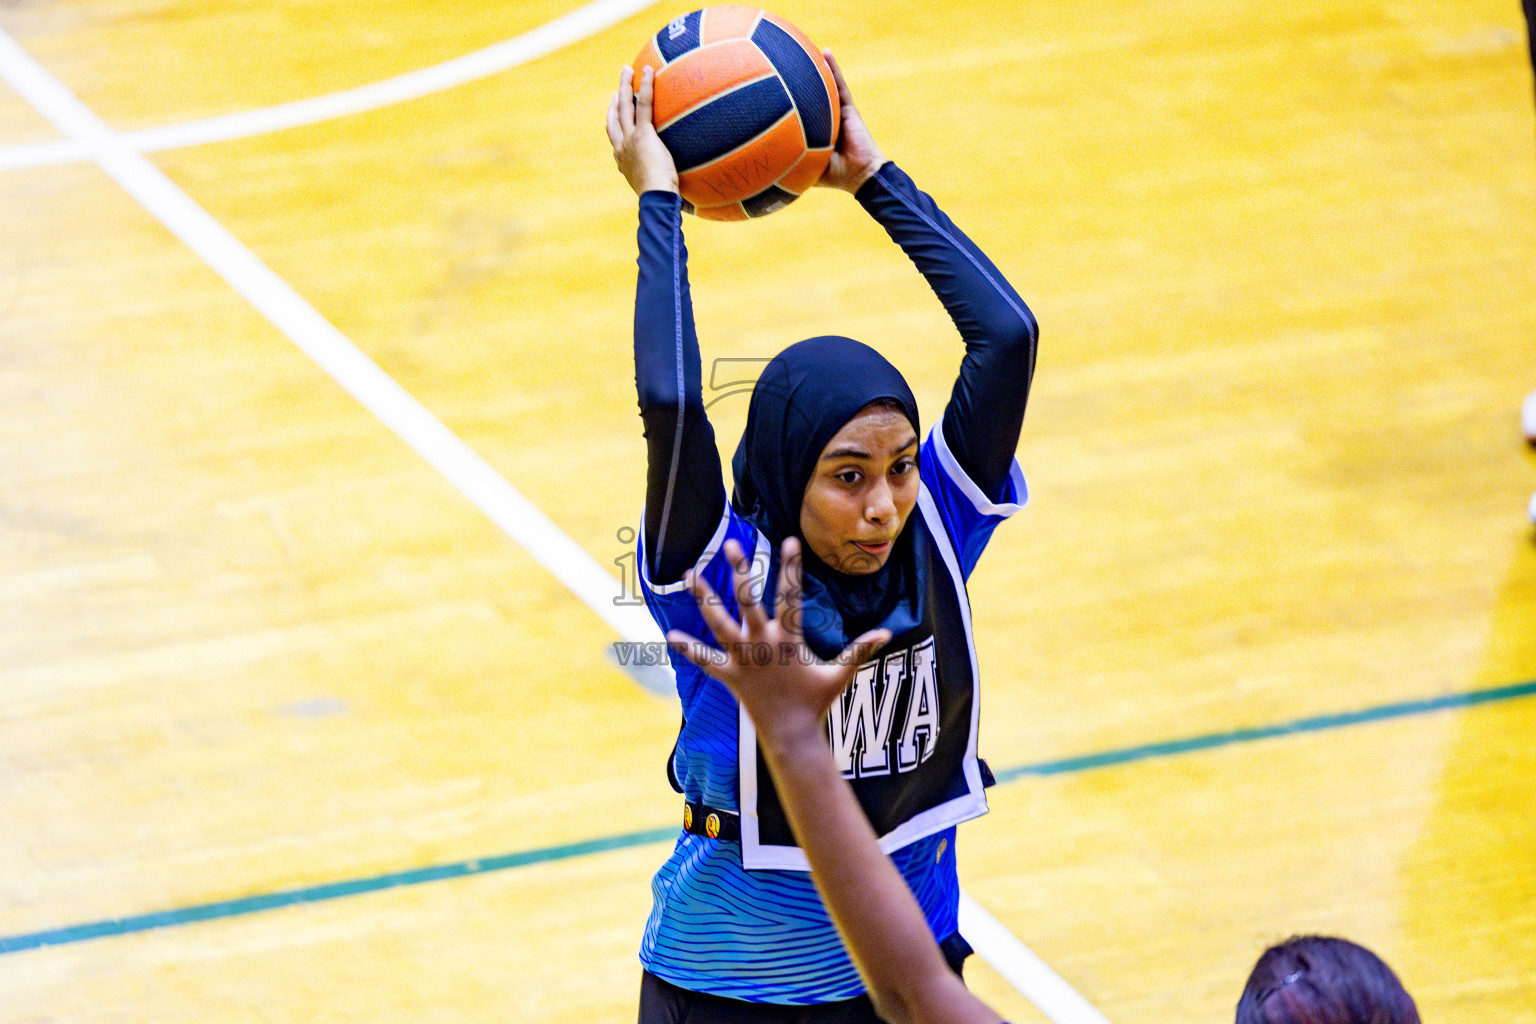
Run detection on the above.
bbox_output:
[607,52,1037,1022]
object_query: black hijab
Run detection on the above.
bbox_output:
[731,336,924,658]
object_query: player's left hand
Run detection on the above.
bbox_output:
[606,65,680,196]
[668,538,890,755]
[815,50,888,194]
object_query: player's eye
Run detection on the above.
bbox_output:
[891,458,915,476]
[835,469,862,485]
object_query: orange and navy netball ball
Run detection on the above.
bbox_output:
[633,6,840,221]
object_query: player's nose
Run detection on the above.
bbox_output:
[865,479,897,522]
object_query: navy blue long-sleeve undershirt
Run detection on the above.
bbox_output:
[634,163,1037,584]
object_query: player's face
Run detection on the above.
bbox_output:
[799,404,919,575]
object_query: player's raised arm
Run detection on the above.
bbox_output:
[668,538,1006,1024]
[820,56,1037,502]
[608,67,725,584]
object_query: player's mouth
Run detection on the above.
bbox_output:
[853,539,893,556]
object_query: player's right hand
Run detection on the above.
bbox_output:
[606,65,680,197]
[816,51,888,195]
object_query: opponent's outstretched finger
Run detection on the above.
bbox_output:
[721,540,770,634]
[843,628,893,671]
[665,628,733,681]
[683,568,747,652]
[776,537,807,641]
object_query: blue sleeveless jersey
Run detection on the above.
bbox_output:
[637,422,1026,1003]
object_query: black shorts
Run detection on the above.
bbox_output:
[637,933,973,1024]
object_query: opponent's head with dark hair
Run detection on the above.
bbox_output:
[1236,936,1421,1024]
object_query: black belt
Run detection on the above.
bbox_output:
[681,759,994,845]
[683,801,741,842]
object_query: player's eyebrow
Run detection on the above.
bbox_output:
[819,435,918,461]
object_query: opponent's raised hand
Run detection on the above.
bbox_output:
[605,65,680,196]
[815,50,889,194]
[668,538,890,754]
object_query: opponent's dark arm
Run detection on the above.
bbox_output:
[856,163,1037,500]
[635,191,727,584]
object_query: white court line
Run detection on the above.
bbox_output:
[961,893,1115,1024]
[0,24,671,686]
[0,0,659,171]
[0,21,1112,1023]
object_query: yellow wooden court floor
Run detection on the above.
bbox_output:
[1,0,1534,1021]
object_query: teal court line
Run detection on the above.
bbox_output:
[990,677,1536,782]
[3,677,1533,956]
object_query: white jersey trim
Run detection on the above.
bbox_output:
[638,502,733,596]
[917,477,989,825]
[929,419,1029,517]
